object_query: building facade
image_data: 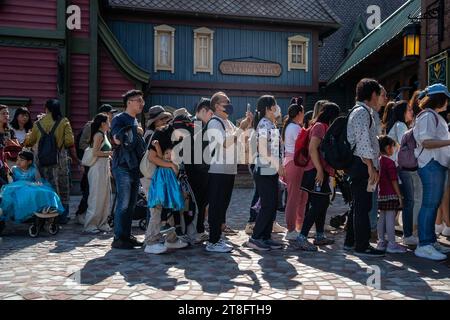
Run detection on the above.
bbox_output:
[0,0,149,133]
[325,0,421,109]
[420,0,450,88]
[103,0,341,119]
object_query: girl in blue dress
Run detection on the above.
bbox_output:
[147,134,185,235]
[0,150,64,223]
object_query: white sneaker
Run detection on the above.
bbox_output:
[245,223,255,235]
[435,223,445,235]
[144,243,168,255]
[415,245,447,261]
[441,224,450,237]
[285,231,299,241]
[272,222,287,233]
[205,240,233,253]
[165,238,188,249]
[433,242,450,254]
[403,235,418,246]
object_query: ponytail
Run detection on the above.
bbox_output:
[254,95,276,130]
[281,103,304,141]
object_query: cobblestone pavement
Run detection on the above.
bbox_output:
[0,189,449,300]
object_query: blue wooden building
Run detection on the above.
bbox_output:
[102,0,341,119]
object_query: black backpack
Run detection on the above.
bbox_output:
[321,106,372,170]
[36,118,62,167]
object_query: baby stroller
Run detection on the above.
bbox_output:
[177,166,199,242]
[329,171,352,230]
[0,192,61,238]
[108,185,149,231]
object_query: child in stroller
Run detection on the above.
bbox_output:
[0,150,64,237]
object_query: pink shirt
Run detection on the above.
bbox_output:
[305,122,334,176]
[378,155,398,197]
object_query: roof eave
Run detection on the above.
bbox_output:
[107,5,342,31]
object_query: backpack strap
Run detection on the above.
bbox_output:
[351,104,373,128]
[207,116,226,131]
[36,118,62,136]
[50,118,62,136]
[417,109,440,128]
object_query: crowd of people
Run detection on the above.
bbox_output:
[0,78,449,262]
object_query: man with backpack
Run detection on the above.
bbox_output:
[344,78,385,257]
[185,98,214,241]
[74,104,117,224]
[25,99,76,224]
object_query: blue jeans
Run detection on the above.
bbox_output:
[418,160,447,246]
[112,167,140,240]
[398,169,414,238]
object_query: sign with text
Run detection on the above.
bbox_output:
[219,61,282,77]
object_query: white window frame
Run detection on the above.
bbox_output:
[288,35,309,72]
[154,24,175,73]
[193,27,214,75]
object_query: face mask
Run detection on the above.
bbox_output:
[274,105,281,118]
[223,104,234,116]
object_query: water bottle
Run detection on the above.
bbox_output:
[315,182,322,192]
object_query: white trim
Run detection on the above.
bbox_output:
[154,24,175,73]
[288,35,309,72]
[193,27,214,75]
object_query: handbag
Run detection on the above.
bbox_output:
[140,132,156,179]
[81,147,96,167]
[81,134,106,167]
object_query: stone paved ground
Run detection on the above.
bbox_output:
[0,189,449,300]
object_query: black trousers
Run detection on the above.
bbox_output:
[76,166,90,215]
[185,166,209,233]
[252,171,279,241]
[208,173,235,244]
[300,194,329,237]
[345,157,372,252]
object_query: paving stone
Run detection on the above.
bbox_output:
[0,191,448,300]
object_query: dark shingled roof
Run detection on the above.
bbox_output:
[319,0,408,82]
[107,0,341,30]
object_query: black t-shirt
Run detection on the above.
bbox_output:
[149,125,175,154]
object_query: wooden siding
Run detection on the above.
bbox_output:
[0,0,57,30]
[99,46,135,101]
[0,46,58,119]
[69,0,90,38]
[69,54,90,132]
[108,20,314,87]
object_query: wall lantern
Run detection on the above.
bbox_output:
[403,23,420,59]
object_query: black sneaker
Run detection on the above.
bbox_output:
[354,247,385,257]
[111,238,135,250]
[128,235,144,247]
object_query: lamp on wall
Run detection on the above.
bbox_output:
[402,23,420,59]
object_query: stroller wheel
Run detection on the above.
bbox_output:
[29,224,39,238]
[48,222,59,236]
[139,219,147,231]
[107,215,114,228]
